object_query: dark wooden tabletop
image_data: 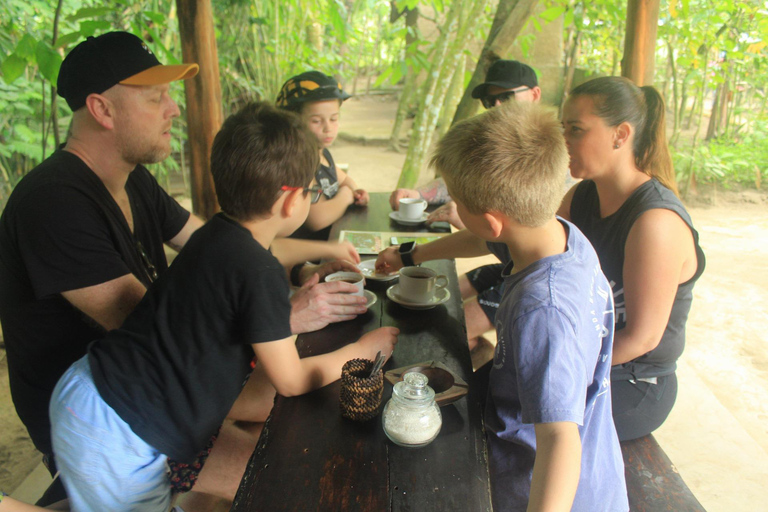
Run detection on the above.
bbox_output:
[232,194,492,511]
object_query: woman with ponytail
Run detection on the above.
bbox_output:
[558,76,706,441]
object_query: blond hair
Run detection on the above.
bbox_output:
[431,102,568,227]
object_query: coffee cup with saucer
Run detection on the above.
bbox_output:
[326,271,378,308]
[386,266,450,310]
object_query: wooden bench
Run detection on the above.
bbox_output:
[621,435,706,511]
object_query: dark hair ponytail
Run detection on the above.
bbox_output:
[638,86,677,195]
[569,76,678,196]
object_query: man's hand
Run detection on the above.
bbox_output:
[355,327,400,362]
[289,274,367,334]
[375,246,404,274]
[389,189,421,210]
[298,259,361,284]
[426,201,465,230]
[353,189,370,206]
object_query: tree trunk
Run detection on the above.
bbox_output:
[399,0,489,189]
[50,0,64,148]
[176,0,223,219]
[560,31,581,114]
[397,2,462,188]
[666,38,679,143]
[706,83,722,140]
[621,0,660,86]
[387,7,419,148]
[685,88,697,130]
[388,73,417,151]
[451,0,541,125]
[437,56,466,138]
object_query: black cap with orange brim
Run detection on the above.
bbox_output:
[57,31,199,111]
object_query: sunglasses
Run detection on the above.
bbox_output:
[281,185,323,204]
[481,86,530,109]
[135,240,158,283]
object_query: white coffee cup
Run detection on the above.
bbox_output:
[399,198,427,220]
[325,271,365,296]
[398,266,448,303]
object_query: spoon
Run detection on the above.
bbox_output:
[369,351,386,377]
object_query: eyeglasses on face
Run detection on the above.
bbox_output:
[481,86,531,109]
[281,185,323,204]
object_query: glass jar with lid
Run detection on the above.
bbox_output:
[382,371,442,448]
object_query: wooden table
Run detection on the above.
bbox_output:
[232,194,492,511]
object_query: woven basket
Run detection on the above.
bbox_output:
[340,358,384,421]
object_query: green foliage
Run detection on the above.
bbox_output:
[1,0,766,201]
[674,118,768,189]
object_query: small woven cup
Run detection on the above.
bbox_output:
[340,358,384,421]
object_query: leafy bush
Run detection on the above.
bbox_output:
[673,118,768,190]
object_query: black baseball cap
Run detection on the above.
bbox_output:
[276,71,351,111]
[57,31,199,111]
[471,60,538,99]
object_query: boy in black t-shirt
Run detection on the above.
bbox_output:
[48,102,399,512]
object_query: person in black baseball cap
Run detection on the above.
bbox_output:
[471,59,541,109]
[277,71,369,240]
[57,31,198,111]
[386,58,543,370]
[1,33,373,509]
[0,30,207,491]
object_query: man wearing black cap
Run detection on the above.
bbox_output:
[387,59,541,366]
[0,31,200,472]
[0,31,365,487]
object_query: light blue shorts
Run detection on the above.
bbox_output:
[50,356,172,512]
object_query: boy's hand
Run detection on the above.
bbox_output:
[426,201,465,230]
[353,189,369,206]
[356,327,399,361]
[374,246,404,274]
[323,241,361,265]
[389,189,420,210]
[290,274,367,334]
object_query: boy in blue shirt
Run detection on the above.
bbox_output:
[429,102,627,510]
[48,102,398,511]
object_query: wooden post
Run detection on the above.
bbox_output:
[621,0,660,86]
[176,0,222,219]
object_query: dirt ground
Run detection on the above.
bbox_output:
[2,96,767,510]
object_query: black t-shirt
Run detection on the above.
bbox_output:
[290,148,339,241]
[90,214,293,463]
[0,150,189,454]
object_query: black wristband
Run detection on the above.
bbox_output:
[398,242,416,267]
[290,263,305,286]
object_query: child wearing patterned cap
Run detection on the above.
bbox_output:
[277,71,369,240]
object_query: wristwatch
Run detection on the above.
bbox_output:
[398,241,417,267]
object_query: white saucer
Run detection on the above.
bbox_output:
[389,211,428,226]
[358,259,399,281]
[386,284,450,310]
[364,289,377,309]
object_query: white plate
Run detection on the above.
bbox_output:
[389,211,428,226]
[358,259,399,281]
[386,284,451,310]
[364,289,377,309]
